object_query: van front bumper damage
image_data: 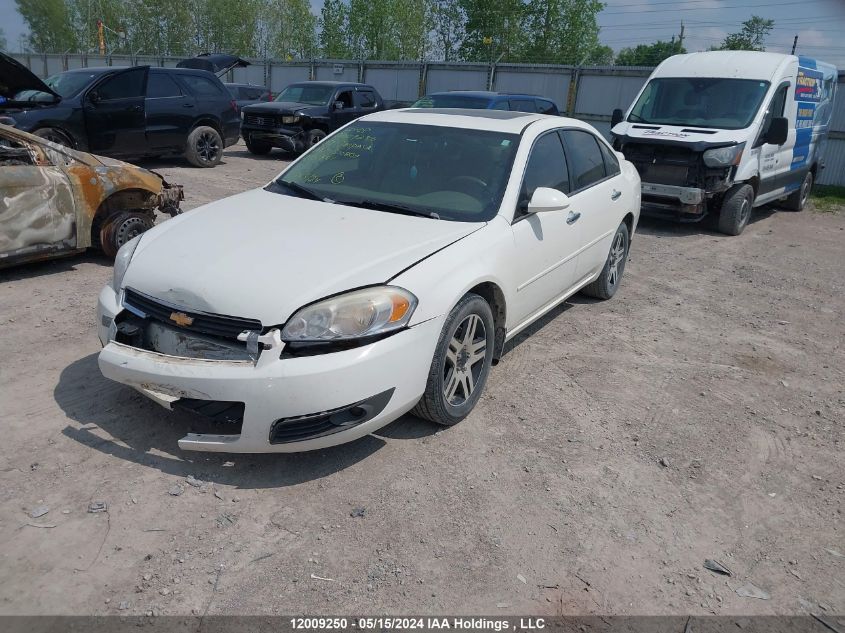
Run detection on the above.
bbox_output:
[96,284,440,453]
[640,182,708,222]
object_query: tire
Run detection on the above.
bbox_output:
[581,221,630,300]
[33,127,73,148]
[99,211,154,258]
[185,126,223,167]
[412,293,495,427]
[717,183,755,236]
[245,136,272,155]
[783,171,813,211]
[304,129,326,151]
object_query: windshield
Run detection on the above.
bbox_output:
[269,121,519,222]
[412,94,489,109]
[15,71,99,102]
[628,78,770,130]
[275,84,334,105]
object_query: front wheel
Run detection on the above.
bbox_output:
[185,126,223,167]
[412,294,495,427]
[99,211,154,258]
[245,136,272,155]
[581,221,629,300]
[304,129,326,151]
[717,183,754,235]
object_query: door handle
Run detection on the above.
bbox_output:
[566,211,581,225]
[130,104,142,112]
[182,103,195,108]
[611,189,622,200]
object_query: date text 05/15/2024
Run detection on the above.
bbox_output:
[289,617,547,631]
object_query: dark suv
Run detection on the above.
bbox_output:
[0,53,240,167]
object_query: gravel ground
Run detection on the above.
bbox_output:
[0,141,842,616]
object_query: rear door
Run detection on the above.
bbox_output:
[560,128,622,279]
[84,66,148,156]
[145,71,195,152]
[0,134,77,263]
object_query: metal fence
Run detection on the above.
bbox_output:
[9,52,845,186]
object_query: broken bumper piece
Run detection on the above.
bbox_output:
[96,285,439,453]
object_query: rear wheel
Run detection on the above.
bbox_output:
[717,183,754,236]
[412,294,495,427]
[185,126,223,167]
[33,127,73,148]
[99,211,154,258]
[783,171,813,211]
[582,222,629,300]
[245,136,272,155]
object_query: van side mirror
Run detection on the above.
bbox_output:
[611,108,624,127]
[766,117,789,145]
[527,187,571,214]
[333,100,344,111]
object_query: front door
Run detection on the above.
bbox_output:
[0,135,77,263]
[509,131,582,328]
[332,89,359,127]
[84,66,148,156]
[756,81,795,202]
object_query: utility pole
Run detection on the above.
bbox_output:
[678,21,685,53]
[791,35,798,55]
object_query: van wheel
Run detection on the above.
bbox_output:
[717,184,754,236]
[412,294,495,427]
[245,136,272,155]
[99,211,154,258]
[33,127,73,148]
[185,126,223,167]
[783,171,813,211]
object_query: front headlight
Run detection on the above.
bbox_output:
[281,115,300,124]
[703,143,745,167]
[281,286,418,342]
[240,110,244,120]
[112,235,142,291]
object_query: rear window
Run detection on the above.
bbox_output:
[561,130,607,190]
[181,74,227,98]
[412,94,490,109]
[147,73,183,98]
[509,99,536,113]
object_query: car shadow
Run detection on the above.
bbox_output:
[502,300,576,357]
[0,250,112,282]
[635,204,779,238]
[55,353,394,489]
[222,148,298,161]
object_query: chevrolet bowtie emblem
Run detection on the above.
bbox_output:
[169,311,194,327]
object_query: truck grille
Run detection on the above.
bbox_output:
[123,287,262,341]
[244,113,277,127]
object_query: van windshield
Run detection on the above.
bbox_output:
[628,78,770,130]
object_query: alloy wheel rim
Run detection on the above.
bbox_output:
[197,132,220,162]
[443,314,487,406]
[607,231,626,287]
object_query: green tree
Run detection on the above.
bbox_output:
[587,44,614,65]
[715,15,774,52]
[459,0,529,62]
[521,0,605,64]
[0,28,7,51]
[67,0,127,54]
[431,0,464,61]
[266,0,317,59]
[319,0,351,58]
[124,0,193,55]
[15,0,78,52]
[616,39,684,66]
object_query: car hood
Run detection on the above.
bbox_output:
[612,121,744,151]
[243,101,317,115]
[0,52,62,102]
[124,187,483,325]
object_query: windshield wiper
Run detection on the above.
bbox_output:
[276,179,328,202]
[340,198,439,219]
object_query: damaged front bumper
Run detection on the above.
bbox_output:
[96,285,439,453]
[154,175,184,217]
[241,123,307,152]
[640,182,709,222]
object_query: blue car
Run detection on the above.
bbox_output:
[411,91,560,115]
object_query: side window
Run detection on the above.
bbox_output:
[492,100,510,110]
[509,99,536,113]
[146,73,182,98]
[336,90,354,109]
[536,99,558,115]
[356,90,377,108]
[247,88,263,100]
[561,130,607,190]
[598,140,621,177]
[521,133,570,205]
[181,75,227,98]
[760,84,788,141]
[96,68,145,100]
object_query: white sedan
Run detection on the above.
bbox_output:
[96,109,640,452]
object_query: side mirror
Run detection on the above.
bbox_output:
[766,117,789,145]
[611,108,624,128]
[527,187,571,214]
[333,100,344,111]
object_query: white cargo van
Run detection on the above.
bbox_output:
[610,51,837,235]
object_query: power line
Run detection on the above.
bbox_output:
[602,0,840,14]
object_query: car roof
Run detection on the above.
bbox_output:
[427,91,545,99]
[288,81,369,87]
[362,108,588,134]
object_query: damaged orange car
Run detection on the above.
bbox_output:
[0,123,182,267]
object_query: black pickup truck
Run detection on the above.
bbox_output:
[240,81,387,155]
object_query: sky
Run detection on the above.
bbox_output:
[1,0,843,67]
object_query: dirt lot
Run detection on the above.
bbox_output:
[1,141,843,617]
